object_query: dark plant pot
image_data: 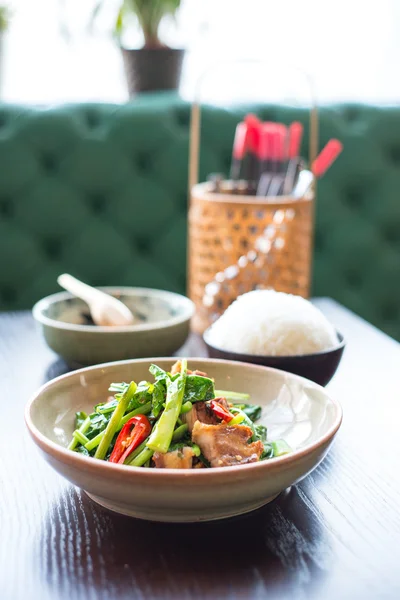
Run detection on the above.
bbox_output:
[121,47,184,95]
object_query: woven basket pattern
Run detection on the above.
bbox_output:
[188,183,314,333]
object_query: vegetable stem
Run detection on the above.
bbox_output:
[228,412,246,425]
[124,439,148,465]
[68,416,91,450]
[73,430,90,446]
[146,359,187,453]
[271,440,292,457]
[120,402,152,426]
[129,446,154,467]
[214,390,250,402]
[180,400,193,414]
[171,423,188,441]
[191,443,201,457]
[94,381,137,460]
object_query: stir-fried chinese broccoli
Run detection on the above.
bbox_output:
[68,360,291,468]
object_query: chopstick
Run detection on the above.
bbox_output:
[211,115,343,199]
[312,139,343,178]
[283,122,303,195]
[244,114,262,192]
[264,125,287,197]
[230,122,248,181]
[293,139,343,197]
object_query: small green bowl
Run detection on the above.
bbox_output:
[33,287,194,366]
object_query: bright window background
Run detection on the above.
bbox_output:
[1,0,399,105]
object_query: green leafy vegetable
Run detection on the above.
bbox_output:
[94,381,137,460]
[261,443,274,460]
[75,445,92,457]
[183,374,215,404]
[85,412,108,440]
[108,382,129,394]
[146,360,187,453]
[68,361,291,468]
[240,404,262,422]
[253,424,267,443]
[75,411,88,428]
[84,402,152,452]
[215,390,250,402]
[95,400,118,415]
[149,364,168,380]
[148,364,169,417]
[152,379,166,418]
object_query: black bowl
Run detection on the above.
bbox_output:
[203,328,345,387]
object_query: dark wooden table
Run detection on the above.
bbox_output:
[1,299,400,600]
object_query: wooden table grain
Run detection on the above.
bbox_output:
[1,299,400,600]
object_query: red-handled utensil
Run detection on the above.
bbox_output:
[230,122,248,181]
[267,125,288,196]
[312,139,343,177]
[244,114,262,190]
[283,121,304,194]
[288,121,303,159]
[256,125,273,196]
[293,139,343,197]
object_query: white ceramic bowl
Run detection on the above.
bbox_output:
[25,358,342,523]
[32,287,194,366]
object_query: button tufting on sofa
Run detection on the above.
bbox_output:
[0,198,13,218]
[88,194,106,214]
[385,146,400,166]
[345,187,364,209]
[136,152,151,173]
[84,110,101,130]
[134,236,151,253]
[345,269,363,289]
[1,287,16,303]
[174,107,190,128]
[43,239,62,260]
[342,106,360,122]
[41,153,58,173]
[381,302,399,322]
[382,222,399,245]
[314,231,324,252]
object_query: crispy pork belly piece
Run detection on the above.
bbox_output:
[181,401,218,432]
[170,360,184,375]
[170,360,209,378]
[181,398,229,433]
[191,422,264,468]
[153,447,195,469]
[191,369,209,377]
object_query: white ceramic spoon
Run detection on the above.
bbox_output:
[57,274,135,327]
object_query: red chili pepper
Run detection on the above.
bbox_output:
[210,400,234,423]
[109,415,151,464]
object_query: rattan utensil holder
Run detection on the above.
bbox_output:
[187,62,318,334]
[188,183,314,333]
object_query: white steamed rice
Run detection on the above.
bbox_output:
[207,290,338,356]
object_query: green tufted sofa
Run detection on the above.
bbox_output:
[0,93,399,340]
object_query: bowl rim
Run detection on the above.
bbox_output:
[32,287,195,333]
[25,357,343,479]
[203,326,346,359]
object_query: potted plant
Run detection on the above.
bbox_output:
[0,5,10,95]
[92,0,184,96]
